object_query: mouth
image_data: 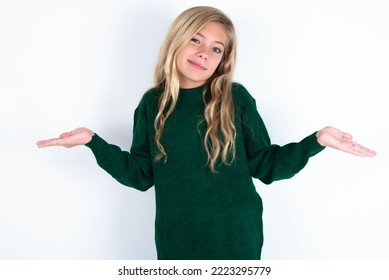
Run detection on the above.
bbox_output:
[188,60,207,70]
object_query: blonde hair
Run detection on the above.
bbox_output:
[154,6,237,172]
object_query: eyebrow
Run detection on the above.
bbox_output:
[196,32,225,47]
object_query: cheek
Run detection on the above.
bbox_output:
[176,45,192,61]
[210,57,223,73]
[176,45,194,64]
[176,51,186,72]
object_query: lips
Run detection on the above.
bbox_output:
[188,60,207,70]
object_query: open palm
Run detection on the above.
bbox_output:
[36,127,94,148]
[316,126,376,157]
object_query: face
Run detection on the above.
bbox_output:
[176,22,227,88]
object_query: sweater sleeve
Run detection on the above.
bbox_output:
[236,84,325,184]
[85,99,154,191]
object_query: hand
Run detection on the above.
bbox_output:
[36,127,94,148]
[316,126,377,157]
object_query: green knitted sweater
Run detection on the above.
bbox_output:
[85,83,325,260]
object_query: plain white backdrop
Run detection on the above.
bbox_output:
[1,0,388,259]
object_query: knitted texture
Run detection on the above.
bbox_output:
[85,83,325,259]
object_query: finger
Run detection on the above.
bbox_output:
[59,131,72,139]
[352,142,377,157]
[345,141,377,158]
[342,132,353,140]
[36,138,63,148]
[365,149,377,157]
[357,146,377,157]
[36,139,54,148]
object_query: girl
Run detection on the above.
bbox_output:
[37,6,376,260]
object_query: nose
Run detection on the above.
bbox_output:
[197,50,208,60]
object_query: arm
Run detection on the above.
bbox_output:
[84,133,153,191]
[245,130,325,184]
[36,97,155,191]
[37,126,154,191]
[235,84,376,184]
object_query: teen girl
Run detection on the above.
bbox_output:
[37,6,376,260]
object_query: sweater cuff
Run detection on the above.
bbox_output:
[84,133,107,155]
[303,131,326,157]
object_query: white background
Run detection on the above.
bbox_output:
[0,0,388,259]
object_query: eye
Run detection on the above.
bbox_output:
[191,38,200,44]
[213,47,223,54]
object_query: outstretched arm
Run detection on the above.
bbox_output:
[316,126,376,157]
[36,127,153,190]
[36,127,94,148]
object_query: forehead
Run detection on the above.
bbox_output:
[196,22,228,45]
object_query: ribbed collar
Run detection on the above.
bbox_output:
[179,85,205,94]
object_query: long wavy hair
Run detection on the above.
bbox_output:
[154,6,237,172]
